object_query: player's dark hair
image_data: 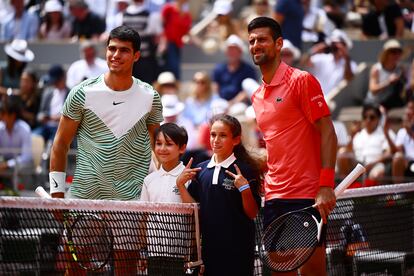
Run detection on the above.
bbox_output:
[247,16,282,41]
[155,123,188,148]
[107,25,141,53]
[210,114,263,195]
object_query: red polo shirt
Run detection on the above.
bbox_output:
[251,62,330,200]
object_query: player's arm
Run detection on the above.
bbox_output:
[147,123,160,150]
[314,115,338,223]
[50,115,80,198]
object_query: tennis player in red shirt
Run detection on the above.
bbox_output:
[247,17,338,276]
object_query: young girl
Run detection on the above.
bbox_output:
[177,114,262,276]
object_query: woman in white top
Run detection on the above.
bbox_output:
[365,39,406,110]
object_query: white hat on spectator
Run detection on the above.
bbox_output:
[4,39,34,62]
[44,0,63,13]
[161,94,184,117]
[281,39,301,60]
[157,71,176,85]
[210,98,229,117]
[242,78,260,98]
[327,29,353,50]
[213,0,232,15]
[382,39,402,51]
[225,34,246,52]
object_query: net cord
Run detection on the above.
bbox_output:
[339,182,414,199]
[0,197,198,214]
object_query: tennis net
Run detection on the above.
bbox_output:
[2,183,414,275]
[0,197,202,275]
[254,183,414,276]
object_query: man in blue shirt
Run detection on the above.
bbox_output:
[0,96,33,192]
[212,35,257,103]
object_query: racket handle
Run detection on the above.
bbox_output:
[334,163,366,197]
[35,186,52,199]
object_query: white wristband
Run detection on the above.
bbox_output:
[49,171,66,194]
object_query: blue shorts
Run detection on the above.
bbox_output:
[263,198,327,246]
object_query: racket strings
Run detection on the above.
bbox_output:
[261,212,319,271]
[69,214,113,270]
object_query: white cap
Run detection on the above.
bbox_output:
[242,78,260,98]
[4,39,34,62]
[327,29,353,50]
[225,34,246,52]
[213,0,232,15]
[210,98,229,116]
[44,0,63,13]
[157,71,176,85]
[281,39,301,60]
[161,94,184,117]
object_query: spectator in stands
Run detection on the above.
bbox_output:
[191,0,241,55]
[212,34,257,104]
[280,39,301,67]
[161,94,198,153]
[337,103,396,183]
[34,65,68,143]
[241,0,272,30]
[0,0,39,41]
[0,95,33,191]
[273,0,304,49]
[365,39,406,110]
[302,0,336,44]
[104,0,130,39]
[0,39,34,90]
[65,40,107,89]
[302,29,358,97]
[362,0,404,39]
[160,0,192,80]
[39,0,71,41]
[154,71,179,96]
[68,0,106,41]
[183,71,219,128]
[18,68,40,129]
[123,0,163,84]
[392,100,414,183]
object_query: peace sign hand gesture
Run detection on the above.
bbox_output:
[176,157,201,188]
[225,164,249,190]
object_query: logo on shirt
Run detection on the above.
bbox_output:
[222,178,236,190]
[276,97,283,102]
[172,185,180,195]
[112,101,124,106]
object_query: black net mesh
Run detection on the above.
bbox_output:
[2,183,414,275]
[0,198,201,275]
[254,183,414,276]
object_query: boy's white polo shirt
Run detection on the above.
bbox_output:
[140,162,188,203]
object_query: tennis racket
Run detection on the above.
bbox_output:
[260,163,366,272]
[35,186,114,271]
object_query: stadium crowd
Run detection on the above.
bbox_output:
[1,0,414,194]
